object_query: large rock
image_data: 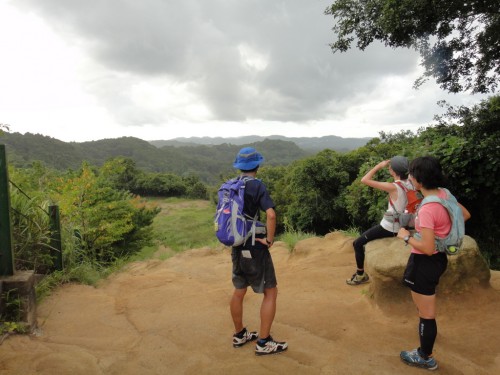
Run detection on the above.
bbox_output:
[364,235,491,305]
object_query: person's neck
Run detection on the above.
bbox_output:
[240,171,256,178]
[421,187,440,197]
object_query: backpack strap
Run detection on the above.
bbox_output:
[419,188,450,208]
[389,181,408,215]
[238,175,256,220]
[238,175,260,246]
[413,189,456,252]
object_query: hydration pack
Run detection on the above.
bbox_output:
[414,188,465,255]
[386,181,423,228]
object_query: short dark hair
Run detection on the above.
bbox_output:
[239,166,259,173]
[397,171,409,180]
[409,156,445,189]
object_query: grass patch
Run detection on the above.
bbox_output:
[335,226,360,238]
[35,264,104,302]
[277,230,316,252]
[149,197,217,252]
[128,245,159,261]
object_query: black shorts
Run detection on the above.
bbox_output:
[403,252,448,296]
[231,238,277,293]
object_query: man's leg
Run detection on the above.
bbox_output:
[255,286,288,355]
[230,288,247,333]
[259,287,277,339]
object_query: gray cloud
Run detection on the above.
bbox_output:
[14,0,426,126]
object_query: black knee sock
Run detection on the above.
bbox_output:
[419,318,437,358]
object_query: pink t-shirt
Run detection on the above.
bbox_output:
[411,189,452,255]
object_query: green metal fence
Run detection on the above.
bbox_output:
[0,144,14,276]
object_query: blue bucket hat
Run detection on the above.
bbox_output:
[233,147,264,170]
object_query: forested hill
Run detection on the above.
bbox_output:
[150,135,371,152]
[0,132,314,184]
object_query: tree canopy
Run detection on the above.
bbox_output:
[325,0,500,93]
[0,123,9,135]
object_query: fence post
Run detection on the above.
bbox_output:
[49,205,63,271]
[0,144,15,276]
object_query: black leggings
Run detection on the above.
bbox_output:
[353,224,395,270]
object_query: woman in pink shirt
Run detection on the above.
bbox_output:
[397,156,470,370]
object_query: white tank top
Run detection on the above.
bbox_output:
[380,179,415,232]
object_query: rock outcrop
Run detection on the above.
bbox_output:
[365,235,491,305]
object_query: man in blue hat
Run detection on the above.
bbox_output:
[229,147,288,356]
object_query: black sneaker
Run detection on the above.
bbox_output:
[233,328,258,348]
[255,336,288,356]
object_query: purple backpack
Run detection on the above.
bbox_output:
[214,176,257,247]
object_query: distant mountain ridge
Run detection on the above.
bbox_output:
[0,132,309,184]
[149,135,372,152]
[0,132,372,184]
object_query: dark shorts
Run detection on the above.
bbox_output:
[231,238,277,293]
[403,252,448,296]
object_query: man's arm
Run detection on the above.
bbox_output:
[265,207,276,246]
[255,207,276,247]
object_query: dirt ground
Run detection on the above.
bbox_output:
[0,232,499,375]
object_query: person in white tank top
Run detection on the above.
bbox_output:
[380,178,416,232]
[346,156,413,286]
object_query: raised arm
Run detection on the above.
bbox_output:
[361,160,398,195]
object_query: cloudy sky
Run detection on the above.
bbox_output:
[0,0,485,143]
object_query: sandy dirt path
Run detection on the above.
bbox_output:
[1,232,499,374]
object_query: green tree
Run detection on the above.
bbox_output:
[252,165,290,233]
[283,150,352,234]
[344,158,391,230]
[99,157,143,192]
[0,123,9,135]
[325,0,500,93]
[418,96,500,267]
[134,172,187,197]
[55,163,159,264]
[8,161,59,193]
[182,175,208,199]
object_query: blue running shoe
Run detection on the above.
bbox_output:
[400,348,438,371]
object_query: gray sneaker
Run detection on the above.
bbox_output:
[346,272,369,285]
[400,348,438,371]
